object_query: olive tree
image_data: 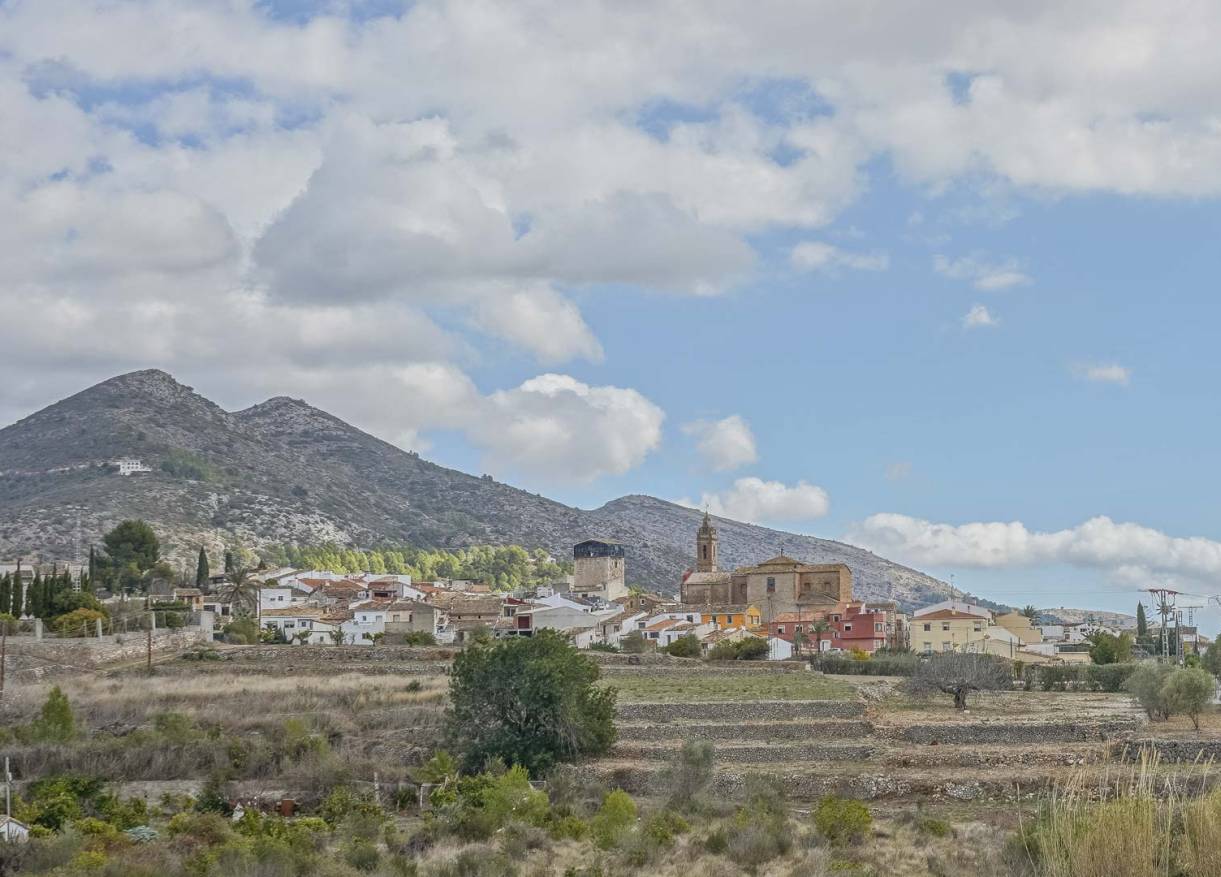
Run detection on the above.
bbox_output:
[904,652,1012,710]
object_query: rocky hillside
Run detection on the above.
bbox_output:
[0,370,955,606]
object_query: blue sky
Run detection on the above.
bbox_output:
[4,1,1221,623]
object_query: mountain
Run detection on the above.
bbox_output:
[0,370,955,607]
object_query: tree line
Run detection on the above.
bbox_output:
[257,542,573,590]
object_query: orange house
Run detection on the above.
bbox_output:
[697,604,762,630]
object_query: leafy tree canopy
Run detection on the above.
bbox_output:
[447,630,617,774]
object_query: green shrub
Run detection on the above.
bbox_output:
[664,635,701,658]
[813,795,872,846]
[343,838,381,872]
[703,827,729,854]
[402,631,438,646]
[811,655,919,676]
[591,790,636,849]
[32,686,75,743]
[642,810,688,844]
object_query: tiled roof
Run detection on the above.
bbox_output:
[261,607,327,618]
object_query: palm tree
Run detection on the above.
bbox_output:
[811,620,831,655]
[1021,605,1039,621]
[222,567,260,620]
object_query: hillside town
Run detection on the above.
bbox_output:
[78,512,1183,666]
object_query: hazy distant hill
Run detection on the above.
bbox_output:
[1039,607,1139,629]
[0,369,955,606]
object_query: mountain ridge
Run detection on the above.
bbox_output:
[0,370,956,608]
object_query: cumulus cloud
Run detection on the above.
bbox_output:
[478,375,665,482]
[5,0,1221,482]
[1074,363,1132,386]
[791,241,889,273]
[682,478,830,525]
[934,254,1030,290]
[849,513,1221,586]
[962,304,1000,329]
[682,415,759,471]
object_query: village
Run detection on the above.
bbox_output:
[121,513,1183,666]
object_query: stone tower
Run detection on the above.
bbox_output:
[696,510,718,573]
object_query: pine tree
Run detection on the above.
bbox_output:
[195,547,210,587]
[1137,603,1148,638]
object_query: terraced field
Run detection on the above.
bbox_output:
[591,664,1221,806]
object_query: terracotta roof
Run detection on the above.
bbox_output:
[644,619,682,632]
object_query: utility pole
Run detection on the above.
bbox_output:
[1147,588,1178,663]
[146,615,153,674]
[4,757,10,818]
[0,618,6,703]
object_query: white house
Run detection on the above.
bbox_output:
[114,458,152,476]
[767,636,795,661]
[259,586,305,612]
[261,607,333,642]
[914,600,994,620]
[0,816,30,843]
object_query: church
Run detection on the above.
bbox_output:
[679,512,853,618]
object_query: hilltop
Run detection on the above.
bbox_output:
[0,370,955,606]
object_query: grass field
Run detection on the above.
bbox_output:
[600,669,856,702]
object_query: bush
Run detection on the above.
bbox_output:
[402,631,438,646]
[590,790,636,849]
[813,795,872,846]
[642,810,688,844]
[51,609,107,637]
[656,740,714,812]
[664,634,701,658]
[707,637,769,661]
[32,686,75,742]
[343,838,381,872]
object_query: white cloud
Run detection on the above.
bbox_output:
[934,254,1030,290]
[1075,363,1132,386]
[682,415,759,471]
[849,513,1221,586]
[478,375,665,483]
[683,477,830,525]
[791,241,889,273]
[6,0,1221,479]
[962,304,1000,329]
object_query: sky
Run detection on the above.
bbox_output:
[4,0,1221,625]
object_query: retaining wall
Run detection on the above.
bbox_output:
[617,719,872,742]
[901,718,1139,745]
[615,699,864,722]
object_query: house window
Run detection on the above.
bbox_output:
[777,625,785,634]
[973,623,983,632]
[766,576,776,593]
[922,641,932,653]
[844,624,852,632]
[942,623,951,631]
[832,615,841,622]
[923,623,931,632]
[942,641,952,652]
[795,625,803,633]
[875,623,883,632]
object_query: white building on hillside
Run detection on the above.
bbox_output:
[114,458,152,476]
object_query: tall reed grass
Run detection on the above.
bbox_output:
[1019,750,1221,877]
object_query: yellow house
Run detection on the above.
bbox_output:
[994,611,1042,645]
[698,604,762,630]
[913,609,989,653]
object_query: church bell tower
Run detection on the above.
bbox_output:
[696,510,718,573]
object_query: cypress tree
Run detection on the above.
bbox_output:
[28,571,42,618]
[0,573,10,616]
[195,547,210,587]
[224,550,235,575]
[1136,603,1148,638]
[13,560,22,618]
